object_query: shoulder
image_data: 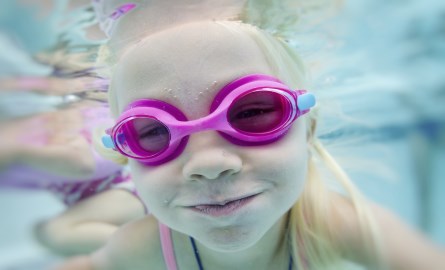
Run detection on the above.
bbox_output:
[325,191,379,265]
[92,215,167,270]
[327,191,445,270]
[326,191,361,231]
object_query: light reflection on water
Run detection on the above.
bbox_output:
[0,0,444,269]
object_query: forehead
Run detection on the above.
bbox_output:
[112,22,275,117]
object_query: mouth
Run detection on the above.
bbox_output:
[188,193,259,217]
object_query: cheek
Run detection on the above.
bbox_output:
[254,123,309,189]
[270,141,309,208]
[283,129,309,189]
[274,145,308,192]
[128,161,178,209]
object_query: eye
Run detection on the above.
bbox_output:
[231,105,277,120]
[229,105,282,132]
[132,118,170,153]
[228,91,287,133]
[139,125,169,139]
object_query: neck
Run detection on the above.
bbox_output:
[189,214,291,270]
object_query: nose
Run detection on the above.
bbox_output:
[182,133,242,181]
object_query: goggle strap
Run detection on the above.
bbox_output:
[102,134,116,149]
[297,93,316,112]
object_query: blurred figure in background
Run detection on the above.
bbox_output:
[0,0,146,256]
[0,98,146,256]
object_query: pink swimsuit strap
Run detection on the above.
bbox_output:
[159,223,178,270]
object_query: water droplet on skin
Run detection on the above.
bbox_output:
[198,92,203,95]
[212,81,217,86]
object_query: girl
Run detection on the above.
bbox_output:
[56,1,445,269]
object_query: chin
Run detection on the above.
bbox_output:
[197,224,265,252]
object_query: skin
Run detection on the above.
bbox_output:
[54,21,445,270]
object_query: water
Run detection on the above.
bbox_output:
[311,0,445,243]
[0,0,444,269]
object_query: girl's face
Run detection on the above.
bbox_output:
[113,22,309,251]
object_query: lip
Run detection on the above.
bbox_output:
[187,193,260,217]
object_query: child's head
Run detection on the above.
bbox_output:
[106,21,313,251]
[95,7,382,268]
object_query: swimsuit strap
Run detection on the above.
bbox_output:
[159,223,178,270]
[190,237,204,270]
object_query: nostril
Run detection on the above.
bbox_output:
[190,174,205,181]
[190,169,236,181]
[219,169,236,178]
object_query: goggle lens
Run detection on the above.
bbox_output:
[133,117,170,153]
[228,90,290,134]
[115,117,170,158]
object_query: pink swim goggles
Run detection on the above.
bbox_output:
[102,74,316,166]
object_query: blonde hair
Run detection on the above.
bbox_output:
[94,18,385,269]
[231,23,385,269]
[93,44,129,165]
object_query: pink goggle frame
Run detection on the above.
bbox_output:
[102,74,316,166]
